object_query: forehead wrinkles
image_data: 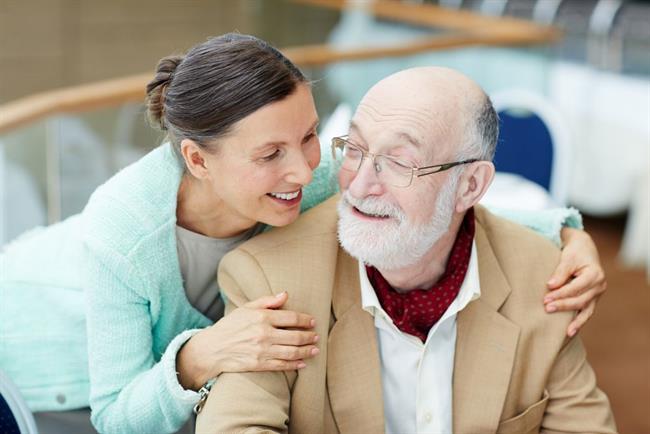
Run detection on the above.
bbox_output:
[355,95,454,147]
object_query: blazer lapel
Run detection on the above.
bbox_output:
[327,249,385,434]
[453,219,521,434]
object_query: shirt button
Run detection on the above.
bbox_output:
[56,393,66,405]
[424,412,432,423]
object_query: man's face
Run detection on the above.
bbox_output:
[336,81,464,270]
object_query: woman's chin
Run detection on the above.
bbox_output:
[258,207,301,228]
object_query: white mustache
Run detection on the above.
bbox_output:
[341,191,405,222]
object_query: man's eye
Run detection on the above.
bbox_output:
[260,149,281,161]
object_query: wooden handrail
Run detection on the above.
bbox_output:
[294,0,560,40]
[0,2,560,134]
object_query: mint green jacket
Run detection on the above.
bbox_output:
[0,143,581,434]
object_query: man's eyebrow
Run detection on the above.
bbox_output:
[350,121,422,150]
[395,131,423,149]
[348,121,366,144]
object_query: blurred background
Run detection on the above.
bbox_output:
[0,0,648,432]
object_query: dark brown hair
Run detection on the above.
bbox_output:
[146,33,307,156]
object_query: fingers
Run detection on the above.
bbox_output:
[269,344,320,361]
[546,256,575,290]
[272,328,319,346]
[545,288,595,313]
[566,301,597,337]
[544,272,591,304]
[544,267,606,305]
[244,291,288,310]
[257,359,307,371]
[266,310,315,329]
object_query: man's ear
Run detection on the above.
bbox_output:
[180,139,210,179]
[455,161,495,213]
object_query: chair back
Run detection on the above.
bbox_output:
[490,88,571,205]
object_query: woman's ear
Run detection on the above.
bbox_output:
[454,161,495,213]
[180,139,210,179]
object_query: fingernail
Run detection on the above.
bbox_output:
[543,296,553,303]
[568,328,576,337]
[313,335,320,343]
[310,319,316,327]
[297,361,306,369]
[275,291,286,298]
[311,347,320,356]
[546,304,557,313]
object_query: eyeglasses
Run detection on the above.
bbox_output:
[331,136,479,188]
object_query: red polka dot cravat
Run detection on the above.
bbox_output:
[366,208,475,342]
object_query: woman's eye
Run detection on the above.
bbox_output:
[260,149,281,161]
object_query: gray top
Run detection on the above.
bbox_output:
[176,223,265,321]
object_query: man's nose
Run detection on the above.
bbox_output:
[347,156,385,198]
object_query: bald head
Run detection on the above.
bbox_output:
[353,67,497,162]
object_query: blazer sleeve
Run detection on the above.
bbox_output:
[195,249,297,434]
[541,336,617,433]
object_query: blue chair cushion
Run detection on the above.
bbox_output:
[494,110,554,192]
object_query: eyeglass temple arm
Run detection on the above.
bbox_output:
[414,159,479,177]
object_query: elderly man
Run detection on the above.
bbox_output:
[196,67,616,433]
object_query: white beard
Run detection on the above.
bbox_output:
[337,175,458,270]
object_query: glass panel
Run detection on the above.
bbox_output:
[0,122,48,244]
[0,103,164,244]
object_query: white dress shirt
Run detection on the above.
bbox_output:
[359,241,481,434]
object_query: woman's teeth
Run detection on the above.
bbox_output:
[269,190,300,201]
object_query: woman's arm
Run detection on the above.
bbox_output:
[85,247,197,434]
[176,292,318,392]
[85,247,318,434]
[487,206,607,337]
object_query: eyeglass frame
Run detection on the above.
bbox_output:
[331,135,479,188]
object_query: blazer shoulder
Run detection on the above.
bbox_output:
[236,195,340,257]
[475,205,570,331]
[475,204,560,271]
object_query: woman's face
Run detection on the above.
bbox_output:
[202,83,321,228]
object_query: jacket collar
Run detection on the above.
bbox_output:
[327,207,519,433]
[327,248,385,433]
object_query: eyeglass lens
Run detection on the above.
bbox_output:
[335,140,413,187]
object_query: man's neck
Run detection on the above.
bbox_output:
[378,213,465,292]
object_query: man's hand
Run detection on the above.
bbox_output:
[544,227,607,337]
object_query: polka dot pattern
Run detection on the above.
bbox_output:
[367,208,475,342]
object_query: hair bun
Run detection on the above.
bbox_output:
[145,55,184,130]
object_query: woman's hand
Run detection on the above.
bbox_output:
[544,227,607,337]
[176,292,319,391]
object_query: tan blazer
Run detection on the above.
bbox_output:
[196,196,616,434]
